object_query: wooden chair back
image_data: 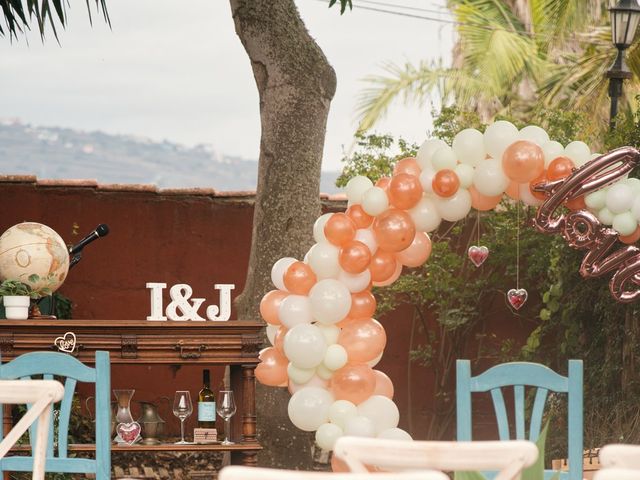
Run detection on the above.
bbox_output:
[456,360,583,480]
[333,437,538,480]
[0,351,111,479]
[219,466,449,480]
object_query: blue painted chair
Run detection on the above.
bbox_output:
[0,351,111,479]
[456,359,583,480]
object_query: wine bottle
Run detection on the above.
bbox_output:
[198,369,216,428]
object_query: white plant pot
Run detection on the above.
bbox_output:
[3,295,30,320]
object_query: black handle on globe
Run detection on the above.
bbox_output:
[69,224,109,255]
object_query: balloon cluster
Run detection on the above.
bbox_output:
[584,177,640,244]
[255,120,601,451]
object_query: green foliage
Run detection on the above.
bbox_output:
[328,0,352,15]
[0,275,54,299]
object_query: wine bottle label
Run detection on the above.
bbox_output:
[198,402,216,421]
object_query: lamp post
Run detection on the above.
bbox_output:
[607,0,640,130]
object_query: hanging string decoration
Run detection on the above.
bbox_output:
[255,120,640,453]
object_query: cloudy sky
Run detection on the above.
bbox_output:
[0,0,453,172]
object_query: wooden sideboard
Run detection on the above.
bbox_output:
[0,319,264,467]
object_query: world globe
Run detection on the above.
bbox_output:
[0,222,70,294]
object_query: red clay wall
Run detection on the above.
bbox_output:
[0,175,529,441]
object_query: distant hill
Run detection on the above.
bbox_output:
[0,120,342,194]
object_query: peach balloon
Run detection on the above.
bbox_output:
[469,186,502,211]
[388,173,423,209]
[502,140,545,183]
[566,195,586,211]
[547,156,575,181]
[505,181,521,200]
[283,261,317,295]
[273,326,288,355]
[529,170,548,201]
[349,290,377,319]
[331,363,376,404]
[369,250,398,282]
[372,260,402,287]
[255,347,288,387]
[432,169,460,198]
[259,290,288,325]
[372,208,416,252]
[620,226,640,244]
[324,212,357,246]
[346,204,374,229]
[339,240,372,274]
[338,318,387,363]
[373,369,394,399]
[376,176,392,193]
[396,232,432,267]
[393,157,422,177]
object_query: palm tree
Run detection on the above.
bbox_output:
[0,0,108,39]
[357,0,640,138]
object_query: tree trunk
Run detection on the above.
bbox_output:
[230,0,337,469]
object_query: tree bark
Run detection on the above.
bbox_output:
[230,0,337,468]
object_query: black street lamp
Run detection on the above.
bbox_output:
[607,0,640,129]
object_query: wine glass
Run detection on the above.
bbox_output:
[173,391,193,444]
[217,390,237,445]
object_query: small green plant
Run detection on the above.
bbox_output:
[0,274,55,299]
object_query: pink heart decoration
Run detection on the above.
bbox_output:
[507,288,528,310]
[468,245,489,267]
[116,422,141,445]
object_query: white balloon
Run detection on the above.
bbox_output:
[518,183,543,207]
[288,375,329,394]
[436,188,471,222]
[288,387,334,432]
[316,363,334,380]
[309,279,352,324]
[377,427,413,441]
[454,164,474,189]
[518,125,549,146]
[419,167,437,194]
[632,196,640,221]
[329,400,357,429]
[564,141,591,167]
[626,178,640,193]
[452,128,485,166]
[361,187,389,216]
[313,214,333,243]
[613,212,638,236]
[284,323,327,369]
[344,415,376,437]
[317,324,341,345]
[315,422,343,451]
[288,363,316,384]
[279,294,313,329]
[266,325,278,346]
[483,120,518,160]
[541,141,564,167]
[324,344,348,371]
[585,190,607,210]
[431,145,458,171]
[598,207,615,225]
[355,228,378,255]
[337,269,371,293]
[473,158,509,197]
[271,257,296,291]
[357,395,400,434]
[606,183,634,214]
[307,243,340,280]
[367,352,383,367]
[409,196,441,233]
[416,138,448,169]
[346,176,374,205]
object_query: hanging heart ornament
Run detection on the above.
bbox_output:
[468,245,489,267]
[507,288,528,310]
[116,422,141,445]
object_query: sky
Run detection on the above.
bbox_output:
[0,0,453,173]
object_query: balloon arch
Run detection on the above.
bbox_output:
[255,120,640,453]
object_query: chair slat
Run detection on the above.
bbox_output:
[490,388,510,440]
[57,378,77,458]
[529,388,548,442]
[514,386,525,440]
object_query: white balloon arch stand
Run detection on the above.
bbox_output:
[255,121,640,453]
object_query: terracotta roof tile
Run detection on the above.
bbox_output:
[98,183,158,193]
[37,178,98,188]
[160,187,219,196]
[0,175,37,183]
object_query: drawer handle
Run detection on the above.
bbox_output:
[175,341,207,359]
